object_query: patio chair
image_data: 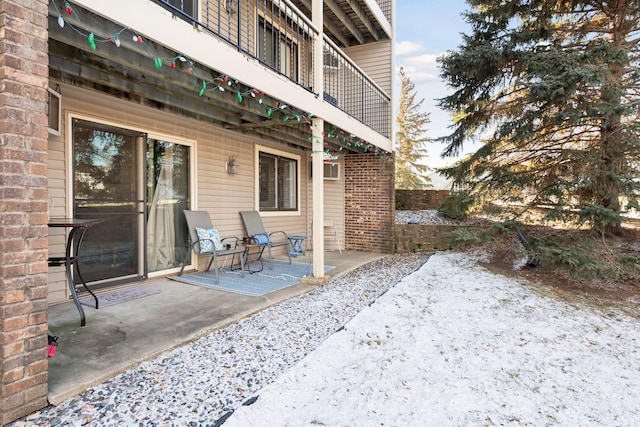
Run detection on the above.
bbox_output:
[179,210,245,284]
[239,210,292,269]
[324,219,342,254]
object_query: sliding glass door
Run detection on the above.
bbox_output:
[73,119,145,284]
[72,119,191,286]
[146,139,190,273]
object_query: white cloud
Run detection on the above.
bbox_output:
[395,40,423,57]
[405,53,440,70]
[396,41,443,78]
[396,63,439,84]
[403,69,438,84]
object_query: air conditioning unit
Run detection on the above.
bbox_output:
[309,158,341,180]
[323,162,340,180]
[323,51,340,71]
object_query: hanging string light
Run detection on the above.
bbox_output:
[50,0,391,161]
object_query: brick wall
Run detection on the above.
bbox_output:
[0,0,50,424]
[344,153,395,253]
[396,189,450,210]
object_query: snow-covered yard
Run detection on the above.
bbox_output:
[226,252,640,426]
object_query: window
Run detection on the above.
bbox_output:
[259,150,298,211]
[258,18,299,80]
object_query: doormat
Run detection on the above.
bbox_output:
[169,261,334,297]
[79,287,160,308]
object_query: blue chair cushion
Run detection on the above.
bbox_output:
[195,227,223,253]
[252,233,269,245]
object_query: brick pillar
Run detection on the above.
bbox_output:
[0,0,50,424]
[344,153,395,253]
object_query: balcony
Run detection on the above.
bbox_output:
[151,0,392,139]
[48,0,391,156]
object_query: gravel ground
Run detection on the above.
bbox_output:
[10,253,430,427]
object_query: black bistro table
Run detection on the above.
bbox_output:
[48,217,102,326]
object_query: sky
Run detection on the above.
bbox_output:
[226,251,640,426]
[395,0,472,169]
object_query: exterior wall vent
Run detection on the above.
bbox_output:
[47,88,61,136]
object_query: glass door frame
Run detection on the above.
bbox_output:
[145,132,196,278]
[67,114,196,282]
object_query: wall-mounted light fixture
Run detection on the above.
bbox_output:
[225,156,239,175]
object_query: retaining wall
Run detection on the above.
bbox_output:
[394,224,480,253]
[396,189,450,210]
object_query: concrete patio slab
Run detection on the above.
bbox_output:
[46,251,385,404]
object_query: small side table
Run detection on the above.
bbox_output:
[288,235,307,257]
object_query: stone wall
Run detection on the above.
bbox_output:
[394,224,473,253]
[396,189,450,210]
[0,0,50,424]
[344,153,395,253]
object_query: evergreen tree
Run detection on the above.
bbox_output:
[437,0,640,234]
[395,66,431,189]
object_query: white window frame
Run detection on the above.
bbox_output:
[255,145,300,216]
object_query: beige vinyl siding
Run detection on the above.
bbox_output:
[48,105,76,303]
[47,126,70,303]
[344,40,392,95]
[302,158,344,252]
[323,160,345,251]
[47,82,310,304]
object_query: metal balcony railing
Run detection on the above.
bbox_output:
[374,0,392,22]
[323,39,391,138]
[152,0,391,138]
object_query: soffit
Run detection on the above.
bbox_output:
[291,0,389,47]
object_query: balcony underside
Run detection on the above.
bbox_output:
[290,0,391,47]
[48,5,389,155]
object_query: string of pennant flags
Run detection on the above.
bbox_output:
[51,0,392,160]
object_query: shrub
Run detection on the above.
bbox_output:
[438,191,475,220]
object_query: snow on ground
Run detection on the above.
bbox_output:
[225,252,640,427]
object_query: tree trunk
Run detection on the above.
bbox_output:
[597,41,625,236]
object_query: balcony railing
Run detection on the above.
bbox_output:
[152,0,391,138]
[323,39,391,138]
[374,0,392,22]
